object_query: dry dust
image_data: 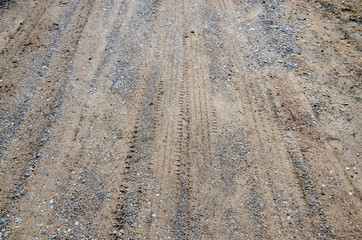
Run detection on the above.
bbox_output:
[0,0,361,239]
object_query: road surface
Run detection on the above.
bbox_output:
[0,0,361,239]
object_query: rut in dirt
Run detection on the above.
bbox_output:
[0,0,361,239]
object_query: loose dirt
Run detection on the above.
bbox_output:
[0,0,361,239]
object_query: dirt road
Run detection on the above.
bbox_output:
[0,0,361,239]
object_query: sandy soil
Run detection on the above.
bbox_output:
[0,0,361,239]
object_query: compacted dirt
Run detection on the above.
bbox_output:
[0,0,361,239]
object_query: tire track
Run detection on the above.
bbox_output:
[109,1,169,238]
[144,1,192,238]
[110,63,163,239]
[141,32,174,239]
[0,0,97,236]
[248,69,334,237]
[225,3,313,238]
[172,33,193,238]
[112,1,222,238]
[108,0,188,238]
[238,1,360,236]
[261,71,362,236]
[198,2,274,238]
[177,2,223,235]
[111,113,143,237]
[206,1,281,238]
[0,0,147,238]
[212,0,359,238]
